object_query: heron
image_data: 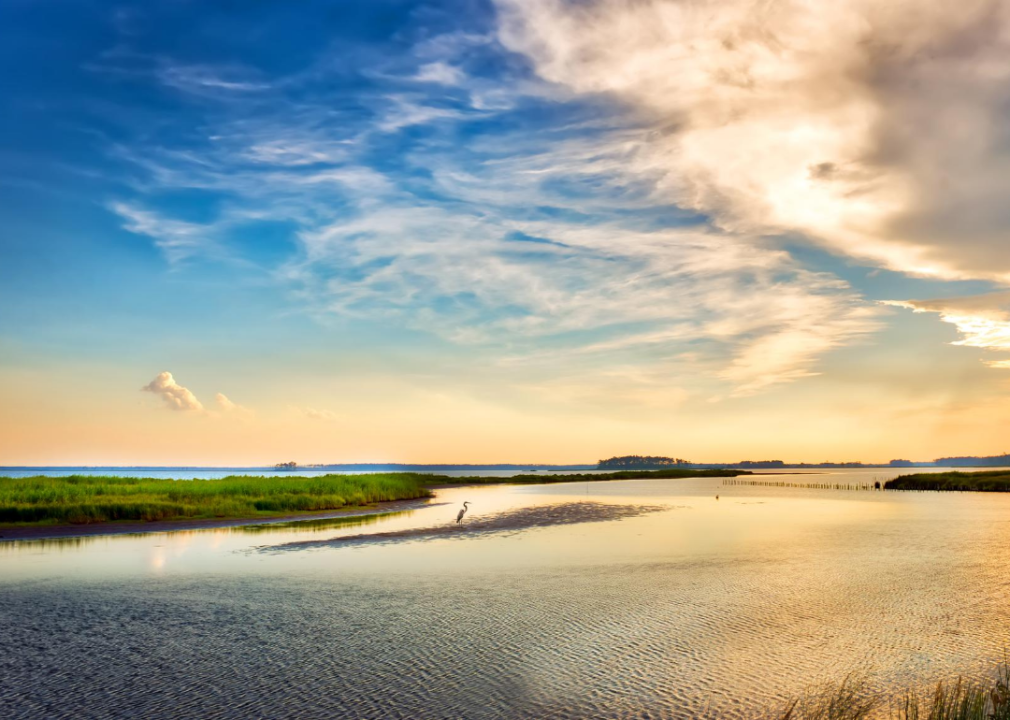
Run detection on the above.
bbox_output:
[456,501,470,525]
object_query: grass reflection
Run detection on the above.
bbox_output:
[0,509,413,552]
[232,510,409,534]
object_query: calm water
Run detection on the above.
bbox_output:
[2,469,1008,718]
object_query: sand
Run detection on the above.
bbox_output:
[257,500,668,553]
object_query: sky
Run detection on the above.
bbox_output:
[4,0,1010,466]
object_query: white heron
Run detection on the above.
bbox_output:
[456,501,470,525]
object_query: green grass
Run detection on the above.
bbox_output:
[0,467,746,527]
[900,669,1010,720]
[0,473,435,525]
[779,663,1010,719]
[885,471,1010,492]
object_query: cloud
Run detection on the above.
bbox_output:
[494,0,1010,282]
[885,293,1010,366]
[414,62,465,86]
[158,64,271,94]
[110,26,883,399]
[216,393,253,417]
[375,95,466,133]
[718,310,877,396]
[140,373,253,416]
[111,202,211,264]
[290,204,880,392]
[239,139,352,167]
[141,371,204,412]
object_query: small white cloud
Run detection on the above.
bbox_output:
[111,202,209,264]
[158,65,270,94]
[414,62,465,85]
[142,371,204,412]
[241,139,351,166]
[377,96,463,132]
[216,392,253,417]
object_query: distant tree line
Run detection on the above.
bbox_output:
[934,453,1010,467]
[598,455,690,469]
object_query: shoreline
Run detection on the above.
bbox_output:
[0,470,821,542]
[0,468,746,539]
[0,472,689,541]
[0,497,437,542]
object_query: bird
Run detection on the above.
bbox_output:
[456,501,470,525]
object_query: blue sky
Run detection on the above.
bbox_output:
[4,0,1010,464]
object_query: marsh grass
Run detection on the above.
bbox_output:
[779,675,877,720]
[899,665,1010,720]
[779,663,1010,720]
[885,471,1010,492]
[0,473,434,525]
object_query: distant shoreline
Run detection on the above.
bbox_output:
[0,468,745,541]
[5,462,1007,473]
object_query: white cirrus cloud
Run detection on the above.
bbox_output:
[110,26,886,400]
[288,208,881,393]
[157,63,271,94]
[112,202,210,264]
[414,61,465,86]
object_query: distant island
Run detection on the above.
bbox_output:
[274,461,331,470]
[598,455,691,469]
[597,453,1010,470]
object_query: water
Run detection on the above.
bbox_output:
[2,468,1008,718]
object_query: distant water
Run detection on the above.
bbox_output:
[1,468,1007,719]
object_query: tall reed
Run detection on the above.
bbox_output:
[778,663,1010,720]
[0,473,433,524]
